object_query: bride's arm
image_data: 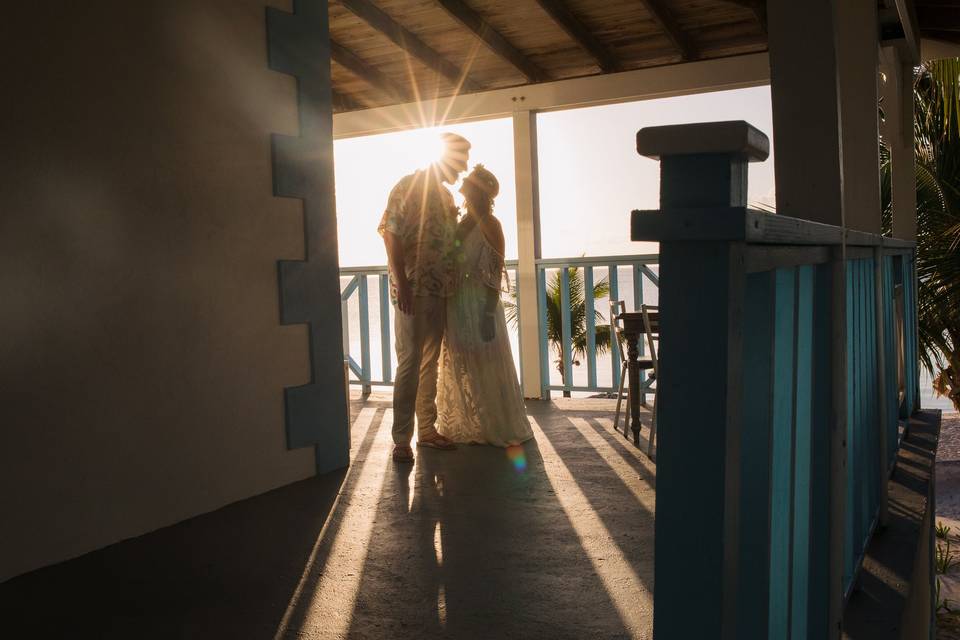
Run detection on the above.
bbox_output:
[478,218,504,341]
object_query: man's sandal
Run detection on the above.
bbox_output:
[392,444,414,463]
[417,433,457,450]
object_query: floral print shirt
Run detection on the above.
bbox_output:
[378,168,460,301]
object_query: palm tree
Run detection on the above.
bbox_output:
[881,59,960,410]
[504,267,612,397]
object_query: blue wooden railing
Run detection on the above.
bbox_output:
[536,255,659,397]
[340,262,520,391]
[340,257,661,397]
[631,120,921,639]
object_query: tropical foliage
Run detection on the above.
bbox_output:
[504,267,611,396]
[881,59,960,410]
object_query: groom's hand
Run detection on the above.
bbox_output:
[481,315,495,342]
[396,281,414,315]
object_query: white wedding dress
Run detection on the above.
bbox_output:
[437,225,533,447]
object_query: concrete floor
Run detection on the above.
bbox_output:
[1,395,656,640]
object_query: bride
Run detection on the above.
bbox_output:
[436,165,534,447]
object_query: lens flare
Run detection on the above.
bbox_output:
[506,444,527,472]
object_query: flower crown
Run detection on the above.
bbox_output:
[467,163,500,198]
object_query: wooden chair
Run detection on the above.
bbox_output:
[641,304,660,458]
[610,300,657,441]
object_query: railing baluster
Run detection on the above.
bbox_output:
[379,273,392,383]
[341,274,360,384]
[358,275,371,395]
[609,264,620,390]
[585,266,597,389]
[634,263,646,405]
[791,264,815,639]
[768,268,797,637]
[511,267,524,386]
[537,266,550,398]
[341,259,659,396]
[560,267,574,393]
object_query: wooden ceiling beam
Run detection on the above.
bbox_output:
[337,0,483,92]
[436,0,550,83]
[330,39,412,102]
[535,0,622,73]
[331,89,364,112]
[715,0,768,33]
[637,0,697,60]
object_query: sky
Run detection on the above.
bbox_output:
[333,85,776,266]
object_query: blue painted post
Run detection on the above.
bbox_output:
[739,269,775,638]
[585,266,598,389]
[632,121,770,640]
[792,264,815,639]
[537,267,550,399]
[806,258,842,636]
[609,265,621,390]
[633,263,647,405]
[358,275,371,396]
[559,267,574,395]
[768,268,797,639]
[379,273,392,383]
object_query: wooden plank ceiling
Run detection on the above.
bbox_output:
[327,0,958,113]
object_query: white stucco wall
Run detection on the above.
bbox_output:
[0,0,323,581]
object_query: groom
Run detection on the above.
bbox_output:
[378,133,471,462]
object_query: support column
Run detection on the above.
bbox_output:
[767,0,844,227]
[836,0,882,234]
[513,110,544,398]
[768,1,847,634]
[882,48,917,240]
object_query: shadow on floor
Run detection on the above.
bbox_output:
[1,398,655,639]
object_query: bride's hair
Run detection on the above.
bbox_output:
[466,164,499,217]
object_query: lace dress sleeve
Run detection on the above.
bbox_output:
[475,234,509,293]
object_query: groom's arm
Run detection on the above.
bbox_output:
[383,232,413,315]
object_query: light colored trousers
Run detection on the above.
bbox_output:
[392,295,446,445]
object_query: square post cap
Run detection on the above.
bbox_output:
[636,120,769,162]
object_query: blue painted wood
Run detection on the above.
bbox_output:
[769,268,797,639]
[640,264,660,287]
[653,240,742,640]
[866,260,879,522]
[347,356,362,377]
[340,274,360,300]
[634,265,646,365]
[560,268,574,389]
[268,0,349,473]
[905,257,919,414]
[853,261,863,570]
[807,262,834,636]
[864,259,872,528]
[379,274,392,383]
[585,266,597,389]
[633,264,643,311]
[358,275,371,385]
[609,265,621,389]
[737,269,775,639]
[884,257,898,464]
[537,267,550,397]
[845,261,855,589]
[791,265,815,640]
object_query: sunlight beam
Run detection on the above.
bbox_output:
[529,417,653,637]
[580,417,657,508]
[272,407,389,640]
